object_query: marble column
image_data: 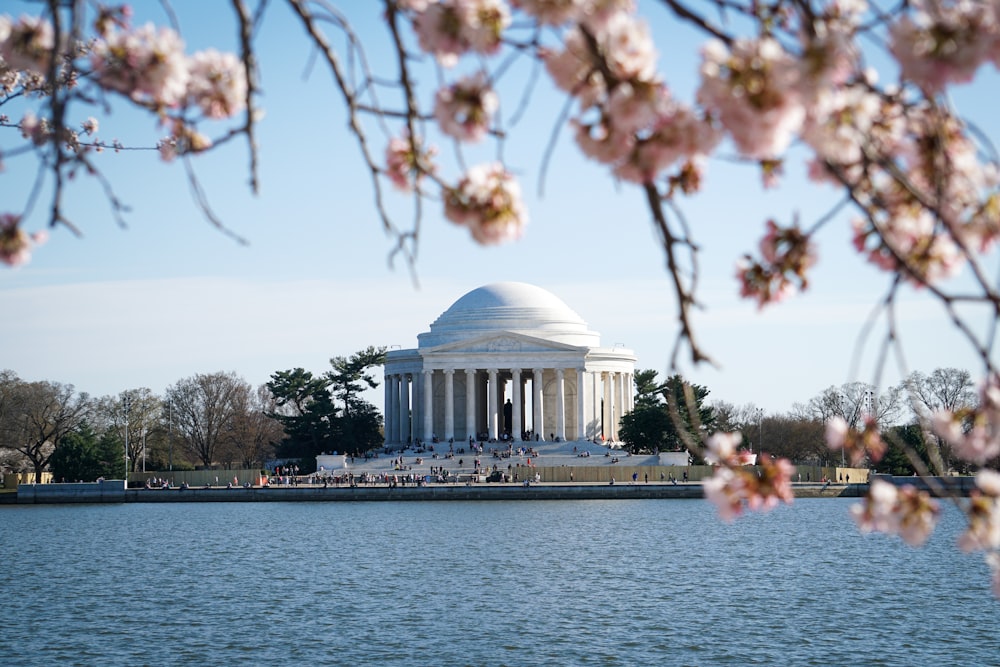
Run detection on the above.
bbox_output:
[533,368,544,441]
[423,370,434,443]
[465,369,476,442]
[555,368,566,442]
[400,374,411,444]
[382,373,392,445]
[614,371,624,441]
[511,368,522,442]
[602,372,612,442]
[391,374,401,444]
[487,368,499,441]
[444,369,455,442]
[576,368,586,442]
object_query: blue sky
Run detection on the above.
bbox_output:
[1,1,995,414]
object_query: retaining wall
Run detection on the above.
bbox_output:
[16,480,126,504]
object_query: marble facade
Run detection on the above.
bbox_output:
[383,283,636,446]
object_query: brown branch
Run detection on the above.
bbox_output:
[643,182,714,368]
[231,0,261,195]
[287,0,412,272]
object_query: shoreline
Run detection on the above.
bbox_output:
[4,475,977,505]
[4,480,868,504]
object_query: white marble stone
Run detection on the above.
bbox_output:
[384,282,636,446]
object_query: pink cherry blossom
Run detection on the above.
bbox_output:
[703,452,794,521]
[851,480,939,547]
[571,117,635,165]
[703,467,745,522]
[461,0,511,55]
[0,15,55,75]
[0,214,47,267]
[187,49,247,119]
[825,415,886,466]
[889,0,997,94]
[851,479,901,535]
[511,0,585,25]
[599,10,658,82]
[736,219,817,309]
[956,477,1000,553]
[697,37,805,160]
[802,83,882,167]
[384,133,437,191]
[412,0,510,67]
[434,72,498,142]
[704,431,741,465]
[605,80,671,135]
[444,162,527,245]
[540,29,606,109]
[745,454,795,512]
[90,22,190,108]
[612,102,720,184]
[412,2,467,67]
[825,416,848,450]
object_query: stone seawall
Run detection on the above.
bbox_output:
[6,481,868,504]
[14,480,126,504]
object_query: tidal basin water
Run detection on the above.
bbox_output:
[2,497,998,666]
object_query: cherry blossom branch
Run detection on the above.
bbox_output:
[643,182,712,367]
[231,0,261,195]
[286,0,418,273]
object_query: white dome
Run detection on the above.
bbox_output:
[418,282,600,348]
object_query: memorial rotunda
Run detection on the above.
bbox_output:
[383,282,636,447]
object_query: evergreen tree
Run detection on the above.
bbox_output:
[619,372,714,454]
[50,422,122,482]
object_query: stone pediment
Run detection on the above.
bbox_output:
[422,331,584,355]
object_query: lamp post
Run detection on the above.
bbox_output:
[168,398,173,472]
[123,396,131,486]
[758,408,763,455]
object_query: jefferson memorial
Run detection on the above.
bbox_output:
[383,282,636,447]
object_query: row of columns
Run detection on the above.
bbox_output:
[384,368,634,446]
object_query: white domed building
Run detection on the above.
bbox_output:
[383,283,636,447]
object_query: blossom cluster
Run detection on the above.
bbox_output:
[702,431,794,522]
[1,14,247,121]
[824,415,887,467]
[385,134,438,192]
[962,469,1000,597]
[443,162,527,244]
[433,72,498,142]
[850,478,939,547]
[0,11,248,265]
[736,219,818,309]
[540,5,720,185]
[412,0,510,67]
[0,214,47,268]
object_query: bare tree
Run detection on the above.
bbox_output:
[5,380,90,483]
[222,384,284,469]
[0,370,29,474]
[903,368,979,475]
[905,369,977,419]
[92,388,162,473]
[804,382,903,431]
[166,372,247,469]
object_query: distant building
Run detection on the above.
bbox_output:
[383,282,636,446]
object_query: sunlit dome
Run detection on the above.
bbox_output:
[417,282,600,348]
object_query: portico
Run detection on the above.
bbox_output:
[383,283,636,446]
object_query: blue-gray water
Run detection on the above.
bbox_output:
[2,498,997,666]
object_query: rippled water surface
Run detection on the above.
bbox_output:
[2,498,997,666]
